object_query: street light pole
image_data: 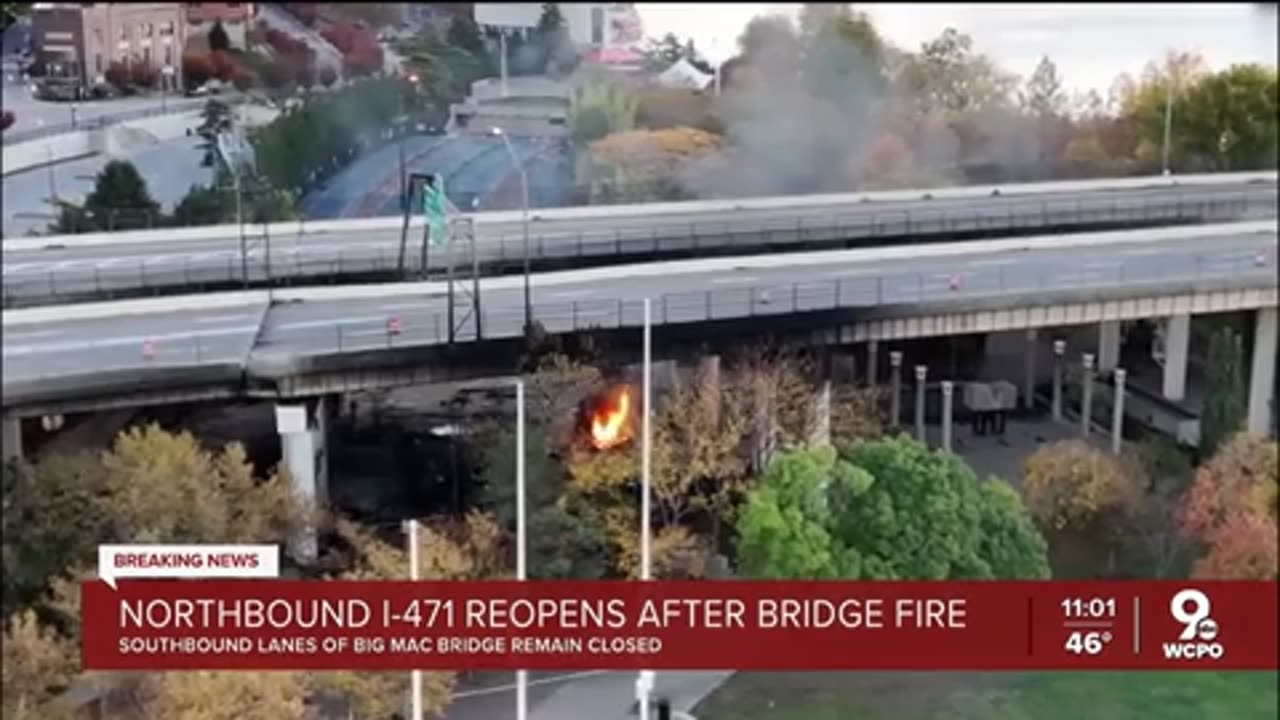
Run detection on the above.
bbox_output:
[493,127,532,332]
[404,518,423,720]
[515,379,528,720]
[1161,75,1174,176]
[637,297,654,720]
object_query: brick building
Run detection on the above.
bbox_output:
[31,2,187,92]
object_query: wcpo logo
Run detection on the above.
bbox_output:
[1162,589,1223,661]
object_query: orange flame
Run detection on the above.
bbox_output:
[590,386,634,450]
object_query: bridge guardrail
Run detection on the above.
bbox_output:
[4,188,1274,307]
[1,96,234,146]
[10,245,1271,386]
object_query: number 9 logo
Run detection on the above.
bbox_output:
[1170,589,1218,642]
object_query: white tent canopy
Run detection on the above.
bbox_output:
[656,57,712,91]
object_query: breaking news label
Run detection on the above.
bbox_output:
[82,545,1278,672]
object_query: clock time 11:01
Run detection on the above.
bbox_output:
[1061,598,1116,619]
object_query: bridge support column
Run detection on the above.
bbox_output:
[1112,369,1127,455]
[889,351,903,428]
[2,416,21,463]
[914,365,928,444]
[1024,329,1038,410]
[1097,320,1121,373]
[1248,308,1277,435]
[809,379,832,447]
[941,381,954,453]
[1052,340,1066,422]
[1162,314,1191,401]
[697,355,721,427]
[1081,353,1095,438]
[866,340,879,386]
[276,399,330,563]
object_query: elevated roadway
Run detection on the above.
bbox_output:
[4,221,1276,417]
[3,172,1275,307]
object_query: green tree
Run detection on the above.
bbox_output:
[1021,55,1067,118]
[735,439,1050,580]
[476,425,610,580]
[1202,327,1246,457]
[445,14,486,58]
[1,2,31,29]
[50,160,160,233]
[208,19,231,53]
[1174,64,1279,171]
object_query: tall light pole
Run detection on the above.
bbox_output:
[403,518,423,720]
[515,379,528,720]
[1161,75,1175,176]
[636,298,654,720]
[491,126,532,332]
[399,74,419,209]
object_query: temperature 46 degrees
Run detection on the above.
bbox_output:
[1065,630,1113,655]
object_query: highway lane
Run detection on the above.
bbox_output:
[3,175,1275,305]
[1,302,266,384]
[4,222,1275,392]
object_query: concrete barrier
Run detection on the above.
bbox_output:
[2,109,203,176]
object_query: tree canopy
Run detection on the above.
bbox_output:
[735,439,1050,580]
[1180,433,1278,579]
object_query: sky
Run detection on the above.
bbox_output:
[635,3,1279,95]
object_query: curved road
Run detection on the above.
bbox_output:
[4,222,1275,407]
[3,173,1275,306]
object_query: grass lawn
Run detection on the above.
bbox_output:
[694,671,1278,720]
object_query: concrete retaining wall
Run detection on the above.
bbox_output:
[2,110,204,176]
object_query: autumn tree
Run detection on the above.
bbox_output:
[1021,440,1143,534]
[138,671,308,720]
[1127,438,1196,578]
[1,610,77,720]
[1180,433,1279,579]
[309,513,503,718]
[736,439,1049,579]
[1202,327,1246,458]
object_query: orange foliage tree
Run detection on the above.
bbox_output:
[1179,433,1279,579]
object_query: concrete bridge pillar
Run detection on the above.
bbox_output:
[809,379,832,447]
[1052,339,1066,422]
[2,416,21,463]
[1162,314,1191,401]
[866,339,879,386]
[1112,369,1127,455]
[1097,320,1121,373]
[697,355,721,427]
[1248,307,1277,435]
[889,351,903,427]
[914,365,928,443]
[941,381,954,453]
[1024,329,1038,410]
[1081,353,1095,438]
[275,398,331,563]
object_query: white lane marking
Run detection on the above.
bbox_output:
[3,329,61,341]
[712,276,758,284]
[547,288,596,299]
[51,260,87,271]
[2,326,256,357]
[275,315,394,331]
[196,314,259,324]
[379,300,446,311]
[97,257,136,268]
[1,263,46,274]
[966,257,1018,267]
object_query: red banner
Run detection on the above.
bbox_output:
[81,580,1278,671]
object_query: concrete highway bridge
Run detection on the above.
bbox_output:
[4,222,1277,529]
[3,172,1275,307]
